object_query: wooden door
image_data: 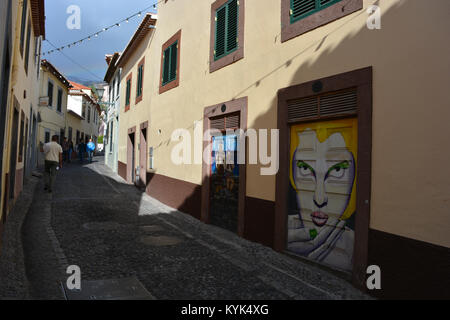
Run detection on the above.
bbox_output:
[287,117,358,272]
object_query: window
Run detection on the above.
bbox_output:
[214,0,239,60]
[88,107,91,123]
[291,0,342,23]
[19,0,28,56]
[34,37,38,65]
[136,57,145,104]
[48,81,54,107]
[82,104,86,118]
[281,0,362,42]
[162,42,177,86]
[125,74,132,111]
[45,130,50,143]
[57,88,63,112]
[24,18,31,74]
[160,30,181,94]
[36,37,41,78]
[210,0,244,73]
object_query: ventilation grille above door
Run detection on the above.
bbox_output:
[287,88,357,122]
[210,112,240,131]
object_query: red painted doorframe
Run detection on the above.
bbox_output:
[275,67,373,290]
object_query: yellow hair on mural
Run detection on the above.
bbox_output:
[289,118,358,221]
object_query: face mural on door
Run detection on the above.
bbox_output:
[287,118,357,271]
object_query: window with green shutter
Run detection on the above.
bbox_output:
[214,0,239,61]
[136,64,143,98]
[125,79,131,107]
[20,0,28,56]
[290,0,342,24]
[162,41,178,86]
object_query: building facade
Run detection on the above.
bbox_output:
[104,53,121,172]
[115,0,449,298]
[38,60,71,165]
[67,81,101,148]
[116,14,156,187]
[0,0,45,244]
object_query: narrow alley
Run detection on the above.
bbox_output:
[12,158,367,300]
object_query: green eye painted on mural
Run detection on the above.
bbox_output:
[326,161,350,179]
[297,160,315,176]
[309,229,318,240]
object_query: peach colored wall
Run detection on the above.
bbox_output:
[117,0,450,248]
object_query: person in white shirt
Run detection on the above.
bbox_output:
[42,135,63,193]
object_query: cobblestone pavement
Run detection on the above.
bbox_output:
[23,157,370,300]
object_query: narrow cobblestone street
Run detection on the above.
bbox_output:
[18,157,369,300]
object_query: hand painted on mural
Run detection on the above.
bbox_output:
[288,119,357,271]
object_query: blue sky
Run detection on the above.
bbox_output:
[42,0,158,84]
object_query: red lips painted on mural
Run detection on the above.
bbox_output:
[311,211,329,227]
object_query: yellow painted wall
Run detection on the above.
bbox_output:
[0,0,19,220]
[117,0,450,248]
[1,0,42,218]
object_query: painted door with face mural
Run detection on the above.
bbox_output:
[287,118,357,272]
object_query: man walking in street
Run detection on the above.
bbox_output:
[43,135,63,193]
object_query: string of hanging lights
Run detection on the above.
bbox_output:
[41,1,164,56]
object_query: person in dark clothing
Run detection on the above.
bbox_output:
[78,140,86,163]
[62,137,69,162]
[68,140,74,163]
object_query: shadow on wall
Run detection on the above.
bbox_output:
[244,0,449,300]
[143,0,450,299]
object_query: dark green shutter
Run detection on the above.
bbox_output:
[48,82,53,106]
[57,89,62,112]
[227,0,238,52]
[214,0,239,60]
[126,79,130,106]
[137,65,143,97]
[169,42,177,82]
[24,20,31,73]
[136,67,140,97]
[162,42,178,85]
[20,0,28,55]
[215,7,227,58]
[162,47,170,85]
[290,0,342,23]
